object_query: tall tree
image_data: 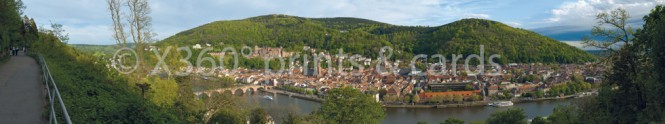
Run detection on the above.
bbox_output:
[441,117,464,124]
[582,8,634,53]
[317,87,385,124]
[49,22,69,44]
[635,5,665,122]
[126,0,155,76]
[486,108,526,124]
[575,6,665,123]
[107,0,128,47]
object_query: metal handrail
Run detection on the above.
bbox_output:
[38,54,72,124]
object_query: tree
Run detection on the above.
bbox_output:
[383,95,397,102]
[574,7,665,123]
[453,94,463,103]
[502,90,513,99]
[317,87,385,124]
[146,77,179,108]
[413,94,420,103]
[637,5,665,122]
[443,95,453,103]
[250,108,267,124]
[535,90,544,98]
[49,22,69,44]
[530,116,548,124]
[548,105,578,124]
[441,117,464,124]
[125,0,155,75]
[486,108,526,124]
[431,95,444,104]
[470,94,482,101]
[208,109,245,124]
[582,8,633,53]
[107,0,128,47]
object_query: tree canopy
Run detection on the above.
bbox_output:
[317,87,385,124]
[158,15,596,64]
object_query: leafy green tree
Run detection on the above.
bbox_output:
[413,94,420,103]
[431,95,444,104]
[574,6,665,123]
[470,94,482,101]
[548,105,578,124]
[637,5,665,122]
[486,108,526,124]
[250,108,267,124]
[441,117,464,124]
[453,94,463,103]
[535,90,544,98]
[208,109,246,124]
[146,77,179,108]
[317,87,385,124]
[443,95,453,103]
[530,116,548,124]
[49,22,69,44]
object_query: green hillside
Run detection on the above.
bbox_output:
[158,14,596,64]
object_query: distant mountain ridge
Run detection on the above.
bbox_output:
[158,14,596,64]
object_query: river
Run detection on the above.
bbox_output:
[242,91,574,124]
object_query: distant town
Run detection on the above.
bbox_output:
[147,45,603,106]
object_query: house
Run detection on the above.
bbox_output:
[488,85,500,95]
[427,82,471,92]
[386,87,401,97]
[418,90,482,99]
[192,44,202,49]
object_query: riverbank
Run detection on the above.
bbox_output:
[261,89,324,102]
[383,101,489,108]
[260,89,595,109]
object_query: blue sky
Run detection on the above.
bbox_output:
[22,0,664,49]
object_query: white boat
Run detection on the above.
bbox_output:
[263,95,273,101]
[489,101,514,107]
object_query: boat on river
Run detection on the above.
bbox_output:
[263,95,273,101]
[488,101,514,107]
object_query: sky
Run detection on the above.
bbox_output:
[22,0,665,50]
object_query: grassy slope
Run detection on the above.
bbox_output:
[37,35,179,123]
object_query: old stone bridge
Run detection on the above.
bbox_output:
[194,85,274,97]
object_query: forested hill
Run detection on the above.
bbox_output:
[158,14,596,64]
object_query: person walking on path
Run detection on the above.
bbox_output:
[13,47,17,56]
[11,47,15,56]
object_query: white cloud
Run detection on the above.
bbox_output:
[464,13,491,19]
[64,25,113,45]
[562,41,596,50]
[562,40,626,50]
[505,22,522,27]
[545,0,665,31]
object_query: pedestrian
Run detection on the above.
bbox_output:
[13,47,17,56]
[11,47,15,56]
